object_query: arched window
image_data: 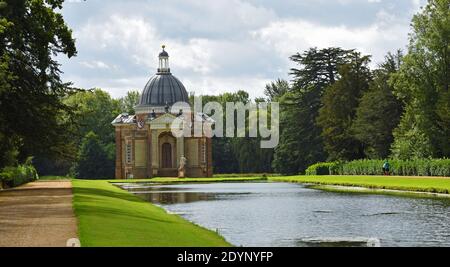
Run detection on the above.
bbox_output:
[125,141,132,164]
[201,139,207,164]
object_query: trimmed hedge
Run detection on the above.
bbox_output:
[0,158,39,188]
[306,159,450,177]
[305,162,341,175]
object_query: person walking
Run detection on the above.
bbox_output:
[383,160,391,176]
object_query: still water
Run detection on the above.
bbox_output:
[118,182,450,247]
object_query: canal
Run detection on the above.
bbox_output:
[118,182,450,247]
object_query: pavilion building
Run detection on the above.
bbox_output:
[112,46,214,179]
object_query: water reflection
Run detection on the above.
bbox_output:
[139,192,217,204]
[117,183,252,204]
[297,237,381,247]
[118,182,450,247]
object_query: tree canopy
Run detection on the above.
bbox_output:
[1,0,448,178]
[352,52,404,159]
[0,0,77,168]
[317,52,372,161]
[273,48,356,174]
[390,0,449,159]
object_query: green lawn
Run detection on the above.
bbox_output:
[270,175,450,194]
[72,179,232,247]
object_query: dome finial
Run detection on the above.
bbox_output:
[162,44,166,50]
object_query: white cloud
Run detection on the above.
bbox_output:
[65,72,271,99]
[79,60,113,70]
[183,75,272,97]
[72,14,278,98]
[62,0,426,99]
[76,15,216,75]
[64,74,149,98]
[251,8,411,66]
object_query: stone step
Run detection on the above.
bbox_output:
[158,169,178,177]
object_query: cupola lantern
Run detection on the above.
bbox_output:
[158,45,170,73]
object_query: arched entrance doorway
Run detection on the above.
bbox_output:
[158,132,177,177]
[161,143,172,168]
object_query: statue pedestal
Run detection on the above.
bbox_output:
[178,170,185,178]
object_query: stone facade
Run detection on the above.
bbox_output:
[113,112,214,179]
[112,46,213,179]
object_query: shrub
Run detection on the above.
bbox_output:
[305,159,450,177]
[0,157,39,188]
[306,162,341,176]
[341,159,384,176]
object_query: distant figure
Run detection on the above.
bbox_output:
[178,156,187,178]
[382,160,391,176]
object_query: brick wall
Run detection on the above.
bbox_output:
[115,128,123,179]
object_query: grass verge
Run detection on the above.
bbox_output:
[269,175,450,194]
[308,185,450,200]
[72,179,232,247]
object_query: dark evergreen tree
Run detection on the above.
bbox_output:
[273,91,323,174]
[264,79,290,102]
[352,52,404,159]
[212,137,239,174]
[317,52,372,161]
[273,47,355,174]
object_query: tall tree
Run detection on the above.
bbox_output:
[264,79,290,101]
[390,0,450,159]
[352,52,404,159]
[64,89,121,145]
[273,47,355,174]
[0,0,77,168]
[195,90,274,174]
[317,52,372,161]
[290,47,355,91]
[212,91,250,174]
[73,131,114,179]
[35,88,121,176]
[119,90,140,114]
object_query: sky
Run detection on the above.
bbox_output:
[59,0,427,99]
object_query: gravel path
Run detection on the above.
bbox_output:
[0,181,78,247]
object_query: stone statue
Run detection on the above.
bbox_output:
[178,156,187,178]
[164,102,170,113]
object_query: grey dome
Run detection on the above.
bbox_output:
[138,73,189,107]
[159,50,169,57]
